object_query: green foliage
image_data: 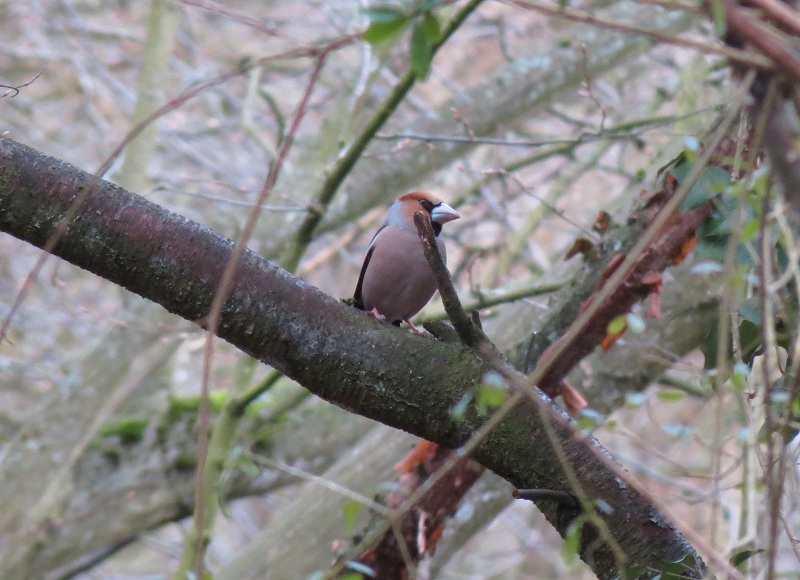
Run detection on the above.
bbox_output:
[730,547,764,569]
[562,519,583,564]
[362,2,443,80]
[174,452,197,471]
[656,389,685,402]
[607,315,626,335]
[344,560,375,577]
[451,372,509,418]
[476,382,508,416]
[709,0,727,36]
[343,499,362,534]
[409,12,440,79]
[656,553,698,579]
[99,416,149,444]
[165,392,228,423]
[363,7,409,44]
[669,153,731,211]
[574,408,605,432]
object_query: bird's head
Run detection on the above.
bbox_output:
[389,190,460,234]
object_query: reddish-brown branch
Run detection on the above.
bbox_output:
[365,180,710,576]
[358,447,485,578]
[745,0,800,36]
[718,0,800,82]
[536,189,713,398]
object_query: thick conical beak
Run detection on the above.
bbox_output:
[430,202,460,224]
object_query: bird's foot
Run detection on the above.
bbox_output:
[367,307,387,323]
[405,319,434,338]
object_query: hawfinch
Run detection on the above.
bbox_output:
[354,191,460,330]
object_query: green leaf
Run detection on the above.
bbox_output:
[575,408,605,432]
[99,417,149,444]
[740,218,760,242]
[709,0,727,36]
[411,19,433,80]
[363,17,408,45]
[607,315,627,335]
[209,390,228,412]
[363,6,407,23]
[339,574,363,580]
[730,548,764,569]
[476,382,508,416]
[419,11,440,45]
[343,499,362,534]
[739,297,761,326]
[672,160,731,211]
[562,519,583,563]
[237,455,260,478]
[657,389,685,402]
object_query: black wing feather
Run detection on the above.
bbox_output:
[353,225,385,310]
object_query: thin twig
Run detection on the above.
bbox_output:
[747,0,800,37]
[191,46,333,579]
[503,0,773,70]
[0,70,44,98]
[281,0,487,272]
[413,211,485,348]
[720,0,800,81]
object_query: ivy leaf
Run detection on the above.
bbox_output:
[670,158,731,211]
[740,218,760,242]
[739,297,761,326]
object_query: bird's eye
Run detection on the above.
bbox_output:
[418,199,434,211]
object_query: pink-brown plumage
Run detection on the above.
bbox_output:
[354,191,460,327]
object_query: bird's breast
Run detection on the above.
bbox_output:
[360,227,446,323]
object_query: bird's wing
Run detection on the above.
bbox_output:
[353,225,386,310]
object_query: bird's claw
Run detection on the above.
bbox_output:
[367,307,387,323]
[405,319,434,339]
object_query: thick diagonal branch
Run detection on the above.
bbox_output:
[0,136,700,578]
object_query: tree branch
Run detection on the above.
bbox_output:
[0,136,701,578]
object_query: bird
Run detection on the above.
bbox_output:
[353,190,460,333]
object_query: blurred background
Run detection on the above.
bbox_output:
[1,0,797,578]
